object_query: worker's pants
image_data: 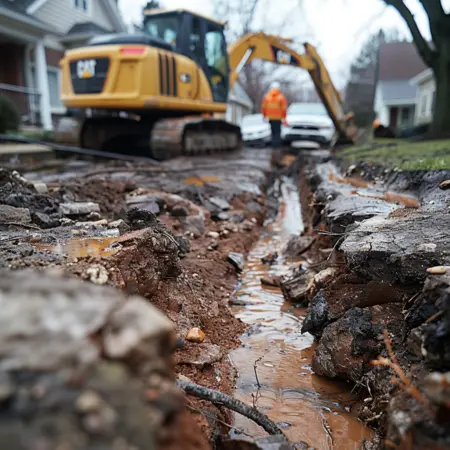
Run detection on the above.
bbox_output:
[270,120,282,148]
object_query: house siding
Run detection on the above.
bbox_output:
[34,0,113,34]
[374,85,389,126]
[414,77,436,125]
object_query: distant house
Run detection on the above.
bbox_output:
[226,82,254,125]
[0,0,126,131]
[374,41,427,131]
[410,68,435,126]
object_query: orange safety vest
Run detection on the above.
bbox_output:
[261,89,288,121]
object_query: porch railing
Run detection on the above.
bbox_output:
[0,83,41,127]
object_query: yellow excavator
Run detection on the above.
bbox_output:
[59,7,355,160]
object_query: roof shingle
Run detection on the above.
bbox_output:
[378,42,427,81]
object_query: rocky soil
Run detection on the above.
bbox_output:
[279,150,450,449]
[0,150,275,449]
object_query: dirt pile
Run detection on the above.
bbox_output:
[0,155,271,447]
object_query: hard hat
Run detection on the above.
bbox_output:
[270,81,281,90]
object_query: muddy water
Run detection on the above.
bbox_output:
[36,236,119,258]
[229,177,373,448]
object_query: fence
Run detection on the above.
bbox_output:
[0,83,41,127]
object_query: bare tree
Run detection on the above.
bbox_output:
[213,0,314,111]
[379,0,450,135]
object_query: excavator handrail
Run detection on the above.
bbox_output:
[227,32,355,144]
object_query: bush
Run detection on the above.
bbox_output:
[0,95,21,134]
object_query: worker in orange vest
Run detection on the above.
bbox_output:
[261,81,288,148]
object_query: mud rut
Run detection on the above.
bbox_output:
[228,176,372,448]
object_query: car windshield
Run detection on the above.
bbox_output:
[242,114,265,127]
[288,103,328,116]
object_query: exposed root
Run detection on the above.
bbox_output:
[177,378,284,436]
[372,330,430,409]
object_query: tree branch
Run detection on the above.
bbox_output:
[177,378,284,436]
[384,0,437,66]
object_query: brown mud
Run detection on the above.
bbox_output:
[229,176,373,448]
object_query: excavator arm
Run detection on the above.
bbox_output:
[228,33,355,144]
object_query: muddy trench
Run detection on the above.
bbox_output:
[0,148,449,450]
[228,175,373,448]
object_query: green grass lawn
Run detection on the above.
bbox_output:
[340,138,450,170]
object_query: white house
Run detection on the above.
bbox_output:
[0,0,126,131]
[374,41,427,132]
[410,68,435,126]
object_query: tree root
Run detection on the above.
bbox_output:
[177,378,284,436]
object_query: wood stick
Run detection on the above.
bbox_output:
[177,378,284,436]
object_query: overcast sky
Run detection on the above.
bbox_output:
[118,0,450,87]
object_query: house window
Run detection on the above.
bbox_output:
[401,106,411,124]
[73,0,89,13]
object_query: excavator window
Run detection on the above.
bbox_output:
[204,24,228,103]
[144,13,179,48]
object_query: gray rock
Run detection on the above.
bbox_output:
[32,182,48,194]
[0,204,31,224]
[208,196,231,211]
[180,214,205,235]
[108,219,130,234]
[60,202,100,216]
[283,235,315,257]
[220,435,307,449]
[31,212,60,229]
[126,194,165,214]
[103,297,175,360]
[342,212,450,283]
[0,270,122,372]
[228,252,244,272]
[302,290,329,337]
[176,343,222,367]
[327,195,397,234]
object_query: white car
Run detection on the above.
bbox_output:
[282,102,335,146]
[241,114,271,147]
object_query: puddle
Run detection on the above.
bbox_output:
[328,172,370,189]
[183,175,221,187]
[36,236,119,258]
[229,177,373,448]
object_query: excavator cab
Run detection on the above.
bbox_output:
[143,9,230,103]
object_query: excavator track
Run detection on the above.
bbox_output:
[79,116,242,161]
[151,117,242,160]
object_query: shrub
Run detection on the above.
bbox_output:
[0,95,21,134]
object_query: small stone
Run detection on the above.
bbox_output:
[261,252,278,265]
[75,219,108,229]
[60,202,100,216]
[76,390,104,413]
[314,268,338,286]
[186,327,205,343]
[87,212,103,221]
[33,182,48,194]
[228,252,244,272]
[427,266,449,275]
[72,229,88,236]
[241,220,254,231]
[207,231,220,239]
[439,180,450,190]
[86,265,109,285]
[171,204,189,217]
[32,212,59,229]
[29,233,42,243]
[208,197,230,211]
[60,217,73,226]
[261,276,282,287]
[108,219,130,234]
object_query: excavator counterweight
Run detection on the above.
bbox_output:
[58,8,355,160]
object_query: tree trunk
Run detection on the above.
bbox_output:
[431,40,450,137]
